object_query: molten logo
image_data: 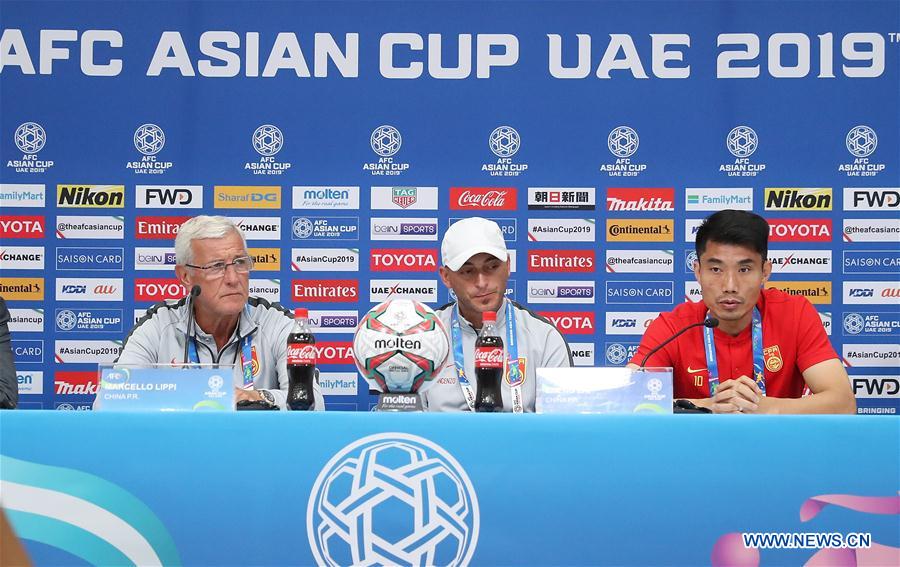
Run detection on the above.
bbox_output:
[370,249,438,272]
[450,187,517,210]
[538,312,595,335]
[135,278,187,302]
[0,215,45,238]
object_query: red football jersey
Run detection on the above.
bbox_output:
[629,288,838,399]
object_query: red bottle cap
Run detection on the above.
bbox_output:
[482,311,497,323]
[294,307,308,319]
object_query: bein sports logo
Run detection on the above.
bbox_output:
[134,124,165,156]
[308,433,479,567]
[489,126,520,158]
[371,125,402,157]
[15,122,47,154]
[252,124,284,156]
[607,126,639,158]
[726,126,758,158]
[846,125,877,158]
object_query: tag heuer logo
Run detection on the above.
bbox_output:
[392,188,417,209]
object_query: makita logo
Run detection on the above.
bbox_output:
[764,188,832,210]
[528,251,595,272]
[539,311,595,335]
[293,280,359,302]
[374,337,422,350]
[135,216,190,239]
[138,185,201,208]
[606,188,674,211]
[768,220,832,242]
[314,342,354,364]
[57,185,125,207]
[450,187,517,210]
[370,249,438,272]
[0,216,45,238]
[54,372,99,396]
[135,279,187,302]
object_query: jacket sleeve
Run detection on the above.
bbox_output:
[541,324,573,368]
[0,298,18,409]
[115,316,162,366]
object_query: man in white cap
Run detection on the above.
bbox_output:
[421,217,572,412]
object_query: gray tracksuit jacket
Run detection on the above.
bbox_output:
[420,299,572,412]
[116,296,323,410]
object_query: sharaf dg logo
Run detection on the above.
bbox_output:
[307,433,479,567]
[57,185,125,208]
[764,188,832,211]
[214,186,281,209]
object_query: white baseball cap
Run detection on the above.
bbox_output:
[441,217,508,271]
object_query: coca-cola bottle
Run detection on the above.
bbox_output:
[287,307,316,411]
[474,311,504,412]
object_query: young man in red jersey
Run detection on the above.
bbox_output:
[629,210,855,414]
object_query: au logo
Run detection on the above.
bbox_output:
[763,345,783,372]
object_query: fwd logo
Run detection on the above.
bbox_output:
[850,189,900,210]
[852,377,899,397]
[137,186,202,209]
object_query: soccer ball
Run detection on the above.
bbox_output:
[353,300,449,393]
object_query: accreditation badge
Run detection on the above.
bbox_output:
[250,345,261,376]
[505,357,527,386]
[763,345,783,372]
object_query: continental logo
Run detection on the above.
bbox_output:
[606,220,674,242]
[764,188,832,211]
[765,281,832,304]
[57,185,125,208]
[214,186,281,209]
[0,277,44,300]
[248,248,280,271]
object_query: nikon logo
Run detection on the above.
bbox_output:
[57,185,125,208]
[764,188,832,211]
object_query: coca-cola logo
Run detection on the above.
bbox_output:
[474,347,504,368]
[287,344,316,365]
[450,187,517,210]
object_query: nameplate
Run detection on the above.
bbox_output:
[97,366,235,411]
[536,367,673,414]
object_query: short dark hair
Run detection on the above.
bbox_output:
[695,209,769,261]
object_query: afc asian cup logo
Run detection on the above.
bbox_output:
[489,126,520,158]
[56,310,78,331]
[686,251,698,272]
[133,124,165,156]
[842,313,865,335]
[606,343,629,365]
[726,126,758,158]
[14,122,46,154]
[607,126,639,158]
[208,375,224,393]
[308,433,479,567]
[292,217,314,239]
[647,378,663,396]
[846,125,877,158]
[370,125,402,157]
[252,124,284,156]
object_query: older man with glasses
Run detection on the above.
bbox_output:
[116,215,323,410]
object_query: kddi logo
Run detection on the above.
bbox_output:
[364,125,410,176]
[482,125,528,177]
[136,185,202,208]
[600,126,647,177]
[839,125,885,178]
[57,185,125,208]
[126,124,174,174]
[246,124,292,175]
[765,188,832,211]
[720,125,766,177]
[8,122,54,174]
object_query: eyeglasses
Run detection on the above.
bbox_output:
[185,256,254,278]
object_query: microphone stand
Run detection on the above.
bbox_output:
[182,285,201,365]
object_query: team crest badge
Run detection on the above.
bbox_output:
[251,345,260,376]
[504,357,527,386]
[763,345,783,372]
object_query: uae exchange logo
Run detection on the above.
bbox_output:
[56,309,78,331]
[14,122,47,154]
[845,125,877,158]
[370,125,402,157]
[607,126,639,158]
[252,124,284,156]
[489,126,520,158]
[726,126,758,158]
[842,313,864,335]
[133,124,165,156]
[308,433,479,566]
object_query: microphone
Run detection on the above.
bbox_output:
[639,317,718,368]
[183,285,202,365]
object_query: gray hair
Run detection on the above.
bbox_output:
[174,216,247,265]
